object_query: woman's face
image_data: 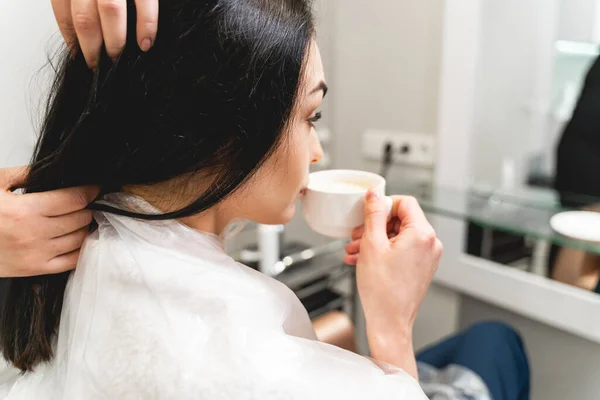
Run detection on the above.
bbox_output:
[224,40,326,225]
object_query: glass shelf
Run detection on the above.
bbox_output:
[231,184,600,281]
[387,184,600,256]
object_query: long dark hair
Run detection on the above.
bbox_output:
[1,0,314,371]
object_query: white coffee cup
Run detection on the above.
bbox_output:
[301,169,393,238]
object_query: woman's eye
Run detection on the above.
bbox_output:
[309,111,322,127]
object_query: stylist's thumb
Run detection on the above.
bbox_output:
[363,190,389,245]
[0,166,28,191]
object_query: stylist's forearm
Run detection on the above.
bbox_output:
[368,323,418,379]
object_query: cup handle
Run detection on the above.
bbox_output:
[384,196,393,220]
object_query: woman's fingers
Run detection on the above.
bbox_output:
[47,250,82,274]
[351,219,399,241]
[344,254,358,266]
[71,0,104,69]
[345,240,360,255]
[347,219,400,262]
[135,0,159,51]
[351,226,364,241]
[346,229,398,258]
[391,196,430,230]
[98,0,128,60]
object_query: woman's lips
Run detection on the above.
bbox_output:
[299,188,307,197]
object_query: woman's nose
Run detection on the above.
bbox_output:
[310,133,324,165]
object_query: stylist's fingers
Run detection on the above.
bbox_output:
[47,250,82,275]
[0,166,28,191]
[135,0,159,51]
[52,0,76,49]
[25,185,100,217]
[98,0,127,60]
[46,209,94,238]
[48,227,89,258]
[72,0,103,69]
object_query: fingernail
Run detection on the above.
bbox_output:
[140,38,153,52]
[367,190,381,200]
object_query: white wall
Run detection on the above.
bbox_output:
[0,2,59,168]
[327,0,443,185]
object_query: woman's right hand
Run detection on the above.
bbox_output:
[51,0,159,69]
[344,191,443,379]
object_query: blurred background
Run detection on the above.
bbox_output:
[4,1,600,398]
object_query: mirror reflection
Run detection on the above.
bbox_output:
[467,0,600,294]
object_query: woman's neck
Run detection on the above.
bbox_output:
[123,184,233,236]
[179,207,231,236]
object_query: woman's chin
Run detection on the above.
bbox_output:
[280,203,297,224]
[253,203,296,226]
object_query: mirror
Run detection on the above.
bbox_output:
[468,0,600,293]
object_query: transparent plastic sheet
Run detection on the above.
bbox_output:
[418,363,491,400]
[1,194,427,399]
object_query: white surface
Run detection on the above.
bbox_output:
[550,211,600,243]
[434,0,480,189]
[361,130,435,168]
[438,254,600,344]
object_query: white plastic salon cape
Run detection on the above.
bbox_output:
[0,193,427,399]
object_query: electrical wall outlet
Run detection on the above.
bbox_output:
[362,130,436,168]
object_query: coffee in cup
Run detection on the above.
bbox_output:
[301,169,393,238]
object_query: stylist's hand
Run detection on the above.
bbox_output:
[0,167,99,277]
[51,0,159,68]
[344,191,442,379]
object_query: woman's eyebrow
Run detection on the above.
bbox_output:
[310,81,328,98]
